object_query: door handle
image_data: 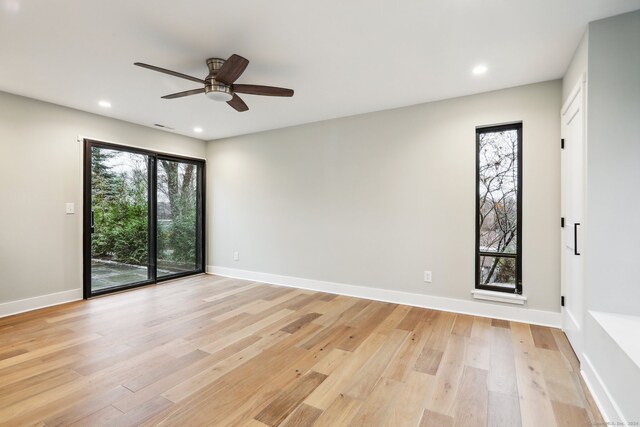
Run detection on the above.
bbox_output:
[574,223,580,255]
[91,210,95,234]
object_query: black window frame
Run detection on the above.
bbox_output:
[83,139,206,299]
[475,123,523,295]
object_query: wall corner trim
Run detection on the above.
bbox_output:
[208,266,561,327]
[0,289,83,319]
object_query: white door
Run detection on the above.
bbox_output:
[561,76,586,362]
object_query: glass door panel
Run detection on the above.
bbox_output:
[89,145,153,293]
[157,159,201,278]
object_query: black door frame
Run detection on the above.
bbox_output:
[83,139,206,299]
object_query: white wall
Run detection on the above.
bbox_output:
[0,91,205,306]
[561,10,640,423]
[207,80,562,315]
[585,10,640,316]
[563,30,588,103]
[586,10,640,423]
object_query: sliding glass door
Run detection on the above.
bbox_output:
[84,140,205,297]
[87,145,153,292]
[157,158,203,278]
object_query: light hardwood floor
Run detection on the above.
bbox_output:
[0,274,603,426]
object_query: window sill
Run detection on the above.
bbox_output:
[471,289,527,305]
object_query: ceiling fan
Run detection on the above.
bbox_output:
[134,54,294,112]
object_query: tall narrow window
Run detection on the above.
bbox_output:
[476,123,522,294]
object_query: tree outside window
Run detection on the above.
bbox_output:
[476,124,522,293]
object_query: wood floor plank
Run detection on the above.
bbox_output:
[297,324,355,351]
[310,297,368,327]
[43,385,132,427]
[469,316,492,347]
[373,304,412,335]
[383,320,432,381]
[313,394,361,427]
[487,327,518,396]
[338,303,398,351]
[344,328,408,399]
[453,366,488,427]
[254,371,327,426]
[575,372,606,426]
[491,319,510,329]
[538,347,584,407]
[304,333,387,409]
[199,308,295,353]
[452,314,474,337]
[414,347,444,375]
[109,395,173,427]
[427,333,466,416]
[550,328,580,372]
[424,311,456,352]
[193,340,328,426]
[349,377,404,427]
[551,400,591,426]
[280,403,323,427]
[396,306,430,331]
[122,349,208,392]
[488,391,522,427]
[419,409,454,427]
[280,312,322,334]
[68,405,124,427]
[510,322,557,427]
[310,348,351,376]
[318,292,338,302]
[112,348,242,413]
[465,342,490,371]
[0,367,81,408]
[0,275,603,426]
[161,332,287,403]
[530,325,559,351]
[384,370,434,427]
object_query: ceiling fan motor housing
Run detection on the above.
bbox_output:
[205,58,233,101]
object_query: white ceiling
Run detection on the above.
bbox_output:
[1,1,639,141]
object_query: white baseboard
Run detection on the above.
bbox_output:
[208,266,561,327]
[0,289,83,318]
[581,354,626,424]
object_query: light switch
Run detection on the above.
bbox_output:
[66,203,75,214]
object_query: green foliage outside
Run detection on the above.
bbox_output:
[91,148,197,270]
[157,159,197,269]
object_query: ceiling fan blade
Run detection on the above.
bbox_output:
[134,62,204,84]
[161,88,205,99]
[227,94,249,112]
[233,84,294,97]
[216,54,249,85]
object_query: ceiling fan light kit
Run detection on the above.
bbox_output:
[204,58,233,102]
[134,54,294,112]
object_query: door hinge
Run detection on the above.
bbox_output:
[561,138,565,149]
[561,217,565,228]
[561,296,565,307]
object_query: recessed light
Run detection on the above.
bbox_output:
[98,100,111,108]
[472,65,488,75]
[193,127,203,133]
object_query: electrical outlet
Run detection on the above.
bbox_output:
[424,271,432,283]
[233,251,239,261]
